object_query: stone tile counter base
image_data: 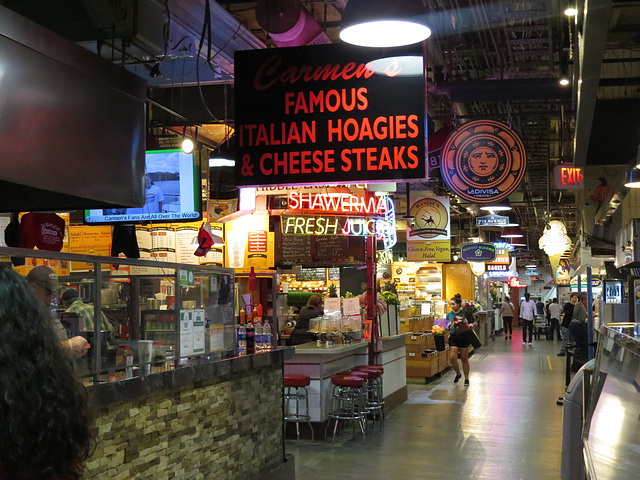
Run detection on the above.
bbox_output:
[85,365,283,480]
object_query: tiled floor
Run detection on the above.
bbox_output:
[288,329,568,480]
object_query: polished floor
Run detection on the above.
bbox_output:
[288,328,568,480]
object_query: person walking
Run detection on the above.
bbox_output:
[547,298,562,340]
[500,296,515,340]
[520,293,537,346]
[558,293,578,356]
[446,295,478,386]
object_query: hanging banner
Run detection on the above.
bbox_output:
[407,240,451,262]
[460,243,496,262]
[441,120,526,203]
[235,44,425,187]
[406,195,450,241]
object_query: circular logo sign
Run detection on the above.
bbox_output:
[441,120,526,203]
[409,197,448,239]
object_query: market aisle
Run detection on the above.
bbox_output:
[288,329,567,480]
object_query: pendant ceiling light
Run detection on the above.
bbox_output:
[501,226,524,238]
[209,141,235,168]
[479,199,512,212]
[340,0,431,48]
[624,167,640,188]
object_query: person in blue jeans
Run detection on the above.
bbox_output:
[519,293,537,346]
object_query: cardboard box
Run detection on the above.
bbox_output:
[406,352,439,377]
[438,349,449,371]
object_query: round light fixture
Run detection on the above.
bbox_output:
[624,167,640,188]
[501,226,524,238]
[182,137,194,154]
[559,77,570,86]
[564,7,578,16]
[340,0,431,48]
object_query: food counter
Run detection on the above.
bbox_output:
[0,247,294,480]
[284,334,409,426]
[285,342,369,423]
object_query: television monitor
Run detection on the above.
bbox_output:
[84,149,201,225]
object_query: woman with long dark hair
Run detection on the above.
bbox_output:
[288,294,324,346]
[446,295,478,386]
[0,268,94,479]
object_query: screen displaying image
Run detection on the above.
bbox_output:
[84,149,201,224]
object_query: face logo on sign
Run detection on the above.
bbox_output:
[409,198,448,239]
[441,120,526,203]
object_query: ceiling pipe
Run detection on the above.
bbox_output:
[256,0,331,47]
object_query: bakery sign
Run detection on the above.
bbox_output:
[441,120,527,203]
[234,44,425,187]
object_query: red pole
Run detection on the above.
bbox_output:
[366,231,378,365]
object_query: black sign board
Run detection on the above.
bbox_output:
[235,44,425,187]
[297,268,326,282]
[509,249,533,258]
[461,243,497,262]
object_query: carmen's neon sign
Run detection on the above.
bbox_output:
[287,191,388,214]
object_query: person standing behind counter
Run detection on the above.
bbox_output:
[26,265,90,358]
[61,288,117,346]
[288,294,324,346]
[0,268,94,479]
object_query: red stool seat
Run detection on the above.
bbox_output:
[355,368,381,380]
[354,365,384,373]
[285,374,311,387]
[331,375,365,388]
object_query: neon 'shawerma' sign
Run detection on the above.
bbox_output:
[281,197,396,247]
[287,191,389,214]
[234,44,425,187]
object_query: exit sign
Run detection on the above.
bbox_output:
[554,164,584,190]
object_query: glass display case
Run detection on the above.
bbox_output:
[0,247,235,384]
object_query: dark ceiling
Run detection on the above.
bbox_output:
[3,0,640,263]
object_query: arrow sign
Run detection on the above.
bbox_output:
[476,214,509,227]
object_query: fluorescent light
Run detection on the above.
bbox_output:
[209,158,235,168]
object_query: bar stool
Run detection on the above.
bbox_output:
[284,374,314,442]
[352,367,385,430]
[325,374,367,444]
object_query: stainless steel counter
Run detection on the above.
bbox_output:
[582,324,640,480]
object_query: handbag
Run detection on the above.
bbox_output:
[463,328,482,349]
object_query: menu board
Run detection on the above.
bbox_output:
[328,267,340,281]
[314,235,349,260]
[297,267,326,281]
[280,235,313,262]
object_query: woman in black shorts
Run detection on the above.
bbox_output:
[446,295,478,386]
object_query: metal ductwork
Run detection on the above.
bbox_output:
[255,0,330,47]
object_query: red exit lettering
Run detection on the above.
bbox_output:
[560,167,584,186]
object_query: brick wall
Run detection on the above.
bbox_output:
[85,365,284,479]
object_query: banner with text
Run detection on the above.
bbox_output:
[235,44,425,186]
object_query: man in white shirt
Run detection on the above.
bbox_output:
[519,293,537,346]
[547,298,562,340]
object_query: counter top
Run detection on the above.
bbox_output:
[88,348,294,407]
[292,341,369,355]
[378,333,412,341]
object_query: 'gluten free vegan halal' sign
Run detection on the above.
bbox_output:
[234,44,425,186]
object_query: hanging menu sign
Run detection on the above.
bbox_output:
[280,235,313,262]
[314,235,349,260]
[297,267,326,281]
[235,43,425,187]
